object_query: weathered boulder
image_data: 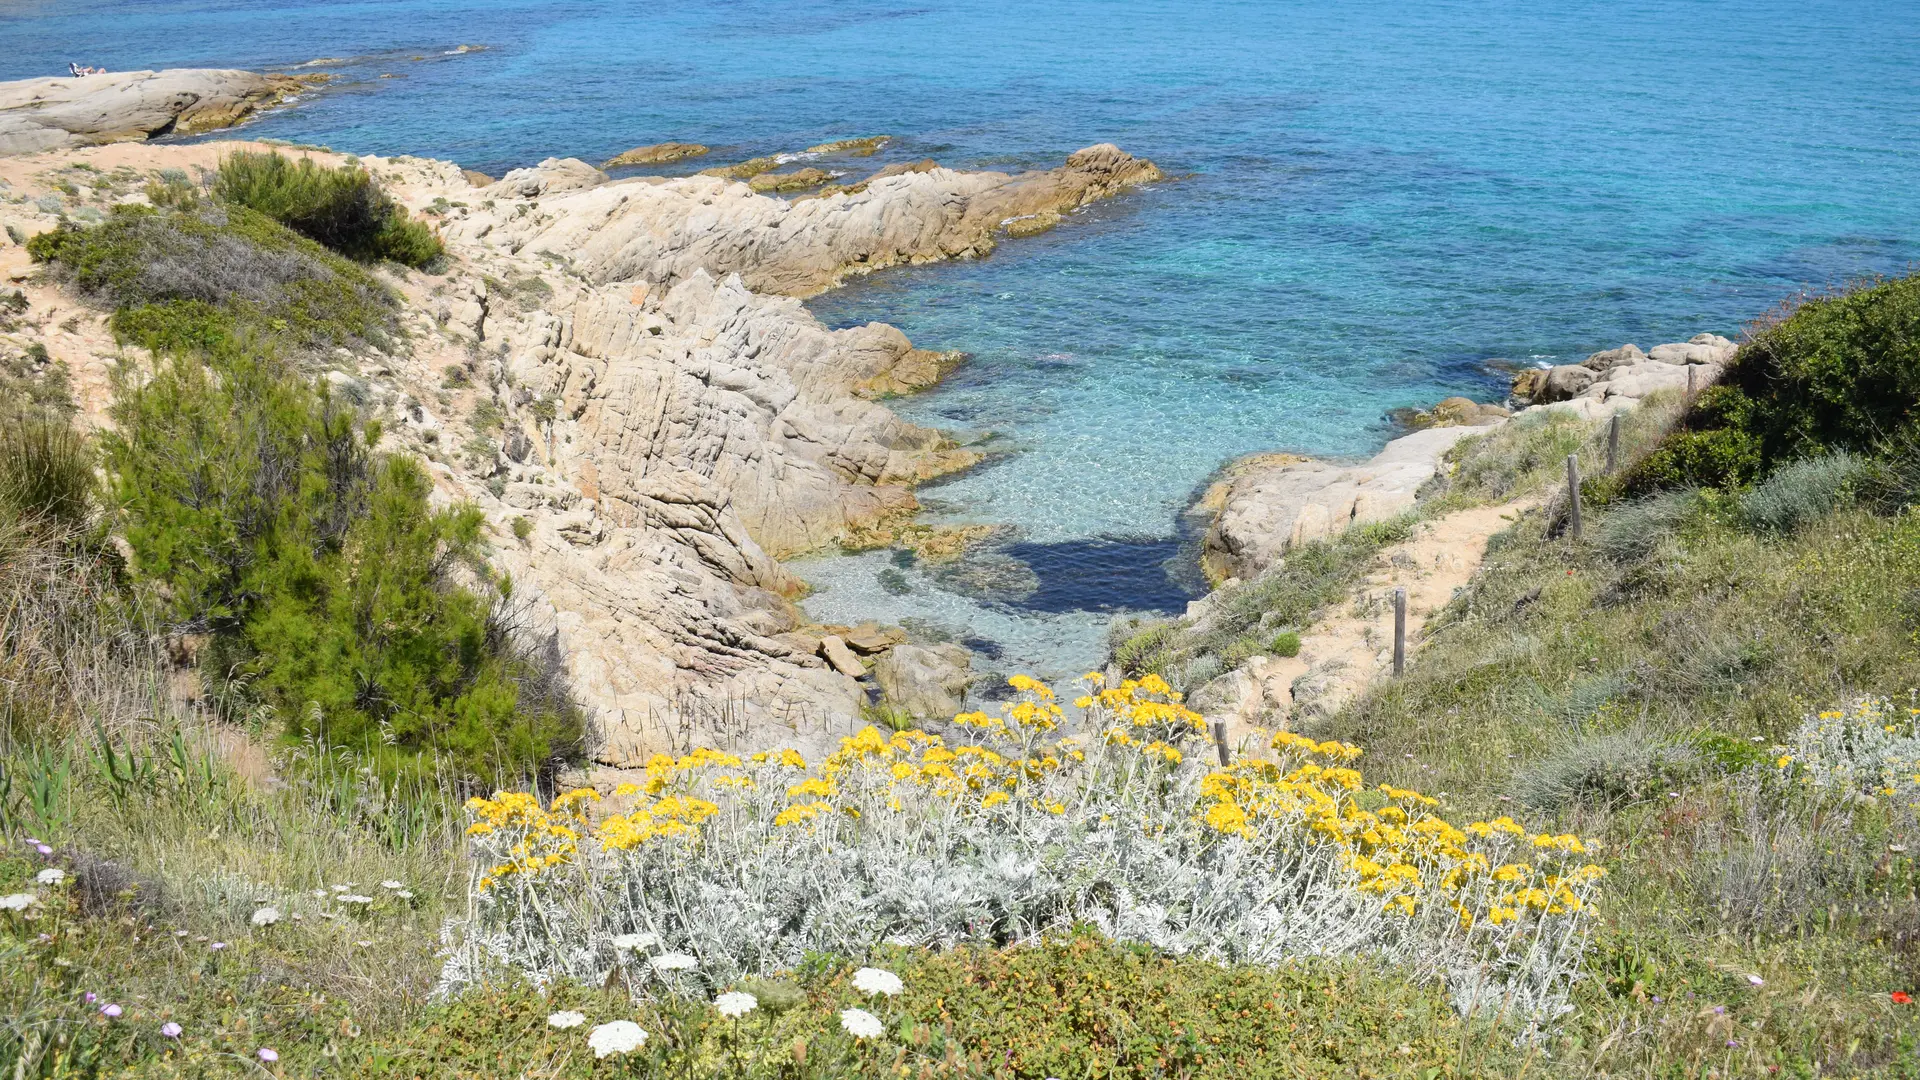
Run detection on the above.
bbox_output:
[488,157,608,198]
[0,69,306,155]
[604,142,710,168]
[1582,343,1647,371]
[874,643,972,720]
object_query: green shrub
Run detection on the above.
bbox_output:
[1631,272,1920,490]
[0,417,92,528]
[1511,729,1698,811]
[213,151,444,268]
[1268,630,1301,657]
[103,339,582,784]
[1739,450,1867,533]
[28,203,395,351]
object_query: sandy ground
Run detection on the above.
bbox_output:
[1216,497,1537,744]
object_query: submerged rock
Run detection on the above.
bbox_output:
[604,141,710,168]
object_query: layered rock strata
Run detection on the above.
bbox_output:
[0,69,310,154]
[452,143,1164,297]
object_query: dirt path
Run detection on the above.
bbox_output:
[1212,498,1536,739]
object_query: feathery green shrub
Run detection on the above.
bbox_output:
[103,342,582,784]
[213,151,444,268]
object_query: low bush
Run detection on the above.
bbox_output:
[1591,488,1699,562]
[450,677,1604,1034]
[1268,629,1301,657]
[1739,450,1868,533]
[213,151,443,268]
[28,203,395,352]
[1511,728,1698,811]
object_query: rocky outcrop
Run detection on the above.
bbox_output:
[2,136,1160,764]
[446,143,1164,298]
[1510,333,1735,413]
[604,142,710,168]
[0,70,307,155]
[1201,425,1497,581]
[748,167,834,194]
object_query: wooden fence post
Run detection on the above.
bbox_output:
[1606,413,1620,474]
[1210,719,1231,766]
[1566,454,1584,540]
[1687,364,1697,401]
[1392,586,1407,676]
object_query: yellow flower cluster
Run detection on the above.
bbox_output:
[459,674,1605,941]
[1193,731,1605,926]
[463,789,595,889]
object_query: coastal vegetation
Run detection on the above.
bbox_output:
[4,159,1920,1077]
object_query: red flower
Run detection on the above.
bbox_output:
[1894,991,1913,1004]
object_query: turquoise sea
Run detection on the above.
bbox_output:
[6,0,1918,680]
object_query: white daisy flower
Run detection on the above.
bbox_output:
[250,907,281,927]
[839,1007,884,1039]
[546,1010,586,1029]
[0,893,36,911]
[586,1019,647,1058]
[611,931,659,952]
[337,894,374,905]
[714,991,757,1018]
[35,868,65,886]
[380,880,403,890]
[393,889,414,900]
[850,967,903,997]
[649,952,697,972]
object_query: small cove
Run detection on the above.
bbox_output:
[8,0,1918,684]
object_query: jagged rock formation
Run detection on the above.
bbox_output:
[449,143,1164,297]
[1,137,1161,765]
[0,70,308,154]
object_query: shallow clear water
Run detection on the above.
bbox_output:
[9,0,1918,678]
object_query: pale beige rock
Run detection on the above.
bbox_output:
[1202,424,1498,580]
[0,69,305,155]
[874,643,972,720]
[447,143,1164,298]
[819,635,867,678]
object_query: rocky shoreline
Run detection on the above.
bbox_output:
[0,69,319,154]
[1200,332,1736,584]
[0,120,1162,765]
